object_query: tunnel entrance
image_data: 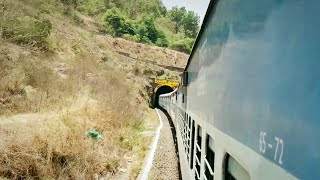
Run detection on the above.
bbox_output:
[153,85,174,108]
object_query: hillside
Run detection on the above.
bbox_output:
[77,0,200,53]
[0,0,189,179]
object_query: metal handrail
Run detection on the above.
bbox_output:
[203,174,208,180]
[204,156,214,175]
[196,143,201,152]
[195,168,201,180]
[186,143,190,149]
[195,155,201,165]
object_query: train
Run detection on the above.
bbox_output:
[156,0,320,179]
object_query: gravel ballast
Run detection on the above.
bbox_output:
[148,109,180,180]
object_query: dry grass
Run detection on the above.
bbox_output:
[0,108,145,179]
[0,32,147,178]
[0,44,73,114]
[0,0,186,178]
[0,50,148,179]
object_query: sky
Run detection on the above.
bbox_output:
[161,0,211,24]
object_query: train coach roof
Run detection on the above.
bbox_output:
[184,0,216,71]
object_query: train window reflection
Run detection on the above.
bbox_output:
[225,155,250,180]
[205,135,215,180]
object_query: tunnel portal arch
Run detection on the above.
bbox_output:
[153,85,174,108]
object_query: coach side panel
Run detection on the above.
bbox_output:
[185,0,320,179]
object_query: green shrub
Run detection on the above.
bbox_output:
[136,17,169,47]
[122,34,139,42]
[104,7,135,37]
[137,35,152,44]
[40,3,53,14]
[169,38,194,54]
[60,0,79,8]
[3,16,52,49]
[155,17,176,36]
[155,30,168,47]
[79,0,106,15]
[136,18,158,43]
[63,7,83,25]
[156,37,169,47]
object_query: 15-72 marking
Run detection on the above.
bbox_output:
[259,131,284,165]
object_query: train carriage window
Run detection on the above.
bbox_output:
[225,155,250,180]
[182,94,185,103]
[182,71,188,86]
[179,108,184,136]
[190,119,195,169]
[204,135,215,180]
[185,115,191,154]
[186,115,189,151]
[183,114,188,150]
[182,113,188,150]
[188,116,192,156]
[195,126,202,180]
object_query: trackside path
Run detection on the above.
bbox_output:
[148,109,180,180]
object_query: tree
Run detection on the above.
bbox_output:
[103,0,125,9]
[120,0,166,20]
[137,18,159,43]
[142,0,167,17]
[167,6,186,33]
[182,11,199,38]
[86,0,200,52]
[104,7,135,37]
